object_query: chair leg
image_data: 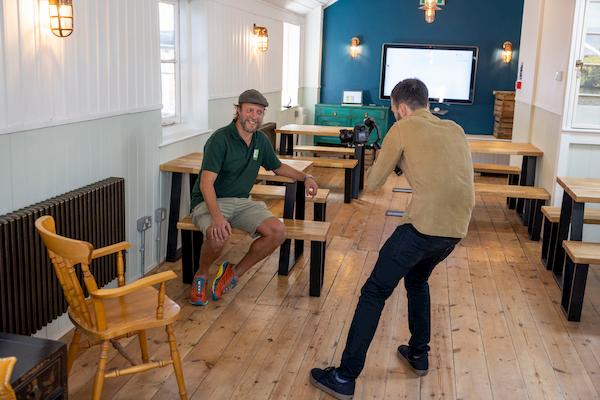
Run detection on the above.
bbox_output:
[67,329,81,374]
[92,340,110,400]
[166,324,188,400]
[138,330,149,363]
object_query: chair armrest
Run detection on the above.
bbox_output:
[91,241,132,259]
[90,271,177,300]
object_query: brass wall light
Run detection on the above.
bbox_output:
[350,37,360,58]
[502,41,513,63]
[419,0,443,24]
[49,0,73,37]
[253,24,268,52]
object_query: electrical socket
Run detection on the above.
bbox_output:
[137,216,152,232]
[155,208,167,222]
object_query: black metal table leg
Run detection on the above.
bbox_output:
[561,261,589,322]
[359,146,366,191]
[166,172,183,262]
[552,193,573,282]
[278,182,297,275]
[309,240,326,297]
[314,203,326,222]
[518,156,537,225]
[507,173,519,209]
[279,133,294,155]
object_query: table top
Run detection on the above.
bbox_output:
[0,333,65,385]
[468,140,543,157]
[275,124,353,137]
[557,176,600,203]
[160,152,312,184]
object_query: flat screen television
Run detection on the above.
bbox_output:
[380,43,478,104]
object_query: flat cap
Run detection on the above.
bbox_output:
[238,89,269,107]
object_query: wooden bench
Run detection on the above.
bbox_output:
[293,145,355,156]
[473,163,522,209]
[177,216,330,297]
[280,155,359,203]
[560,241,600,321]
[540,206,600,270]
[474,183,550,240]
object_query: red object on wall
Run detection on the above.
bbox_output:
[515,80,522,90]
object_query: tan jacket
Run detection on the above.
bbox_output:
[367,108,475,238]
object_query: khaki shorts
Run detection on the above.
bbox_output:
[191,197,274,237]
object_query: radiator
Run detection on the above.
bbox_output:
[0,177,125,336]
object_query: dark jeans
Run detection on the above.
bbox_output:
[338,224,460,380]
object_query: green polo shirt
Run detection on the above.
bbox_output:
[190,120,282,209]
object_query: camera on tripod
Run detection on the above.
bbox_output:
[339,117,382,150]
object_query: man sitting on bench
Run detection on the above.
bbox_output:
[189,89,319,306]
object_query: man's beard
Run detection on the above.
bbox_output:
[240,116,261,133]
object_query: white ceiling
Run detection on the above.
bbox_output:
[262,0,337,15]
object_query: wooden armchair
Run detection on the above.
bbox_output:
[35,216,187,400]
[0,357,16,400]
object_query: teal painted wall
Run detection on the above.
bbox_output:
[321,0,524,134]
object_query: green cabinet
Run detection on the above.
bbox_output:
[314,104,390,145]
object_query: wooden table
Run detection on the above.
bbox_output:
[275,124,364,199]
[160,153,312,262]
[551,177,600,290]
[0,333,67,399]
[468,140,544,221]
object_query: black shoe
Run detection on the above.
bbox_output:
[309,367,355,400]
[397,345,429,376]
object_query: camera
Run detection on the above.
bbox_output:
[339,117,382,150]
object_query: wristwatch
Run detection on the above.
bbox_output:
[304,174,315,182]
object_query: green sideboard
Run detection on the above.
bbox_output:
[314,103,390,145]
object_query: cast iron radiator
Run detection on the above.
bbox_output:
[0,177,125,335]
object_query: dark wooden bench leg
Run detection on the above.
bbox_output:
[344,168,353,203]
[181,230,203,284]
[528,199,544,241]
[545,222,559,271]
[294,181,306,261]
[561,258,589,322]
[314,203,326,222]
[279,183,297,275]
[507,173,518,209]
[541,216,551,266]
[166,172,183,262]
[310,240,326,297]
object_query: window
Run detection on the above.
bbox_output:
[281,23,300,108]
[566,0,600,130]
[159,1,180,125]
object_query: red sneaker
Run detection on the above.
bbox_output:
[212,261,238,300]
[190,275,209,306]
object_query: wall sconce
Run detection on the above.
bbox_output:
[253,24,268,52]
[49,0,73,37]
[502,41,513,63]
[419,0,443,24]
[350,37,360,58]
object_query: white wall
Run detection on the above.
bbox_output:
[0,0,161,135]
[512,0,576,197]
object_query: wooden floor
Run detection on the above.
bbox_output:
[65,169,600,400]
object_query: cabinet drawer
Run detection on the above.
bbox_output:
[316,116,352,127]
[315,107,352,118]
[350,109,386,121]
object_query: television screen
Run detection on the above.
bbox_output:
[380,44,478,104]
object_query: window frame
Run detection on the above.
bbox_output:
[564,0,600,132]
[281,22,301,108]
[159,0,181,127]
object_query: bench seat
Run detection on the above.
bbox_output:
[293,145,355,156]
[560,241,600,321]
[474,183,549,241]
[540,206,600,270]
[177,216,330,297]
[279,155,358,203]
[473,163,521,175]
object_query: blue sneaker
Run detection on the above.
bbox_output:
[189,275,209,306]
[309,367,355,400]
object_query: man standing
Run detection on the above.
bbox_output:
[189,89,318,306]
[310,79,475,399]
